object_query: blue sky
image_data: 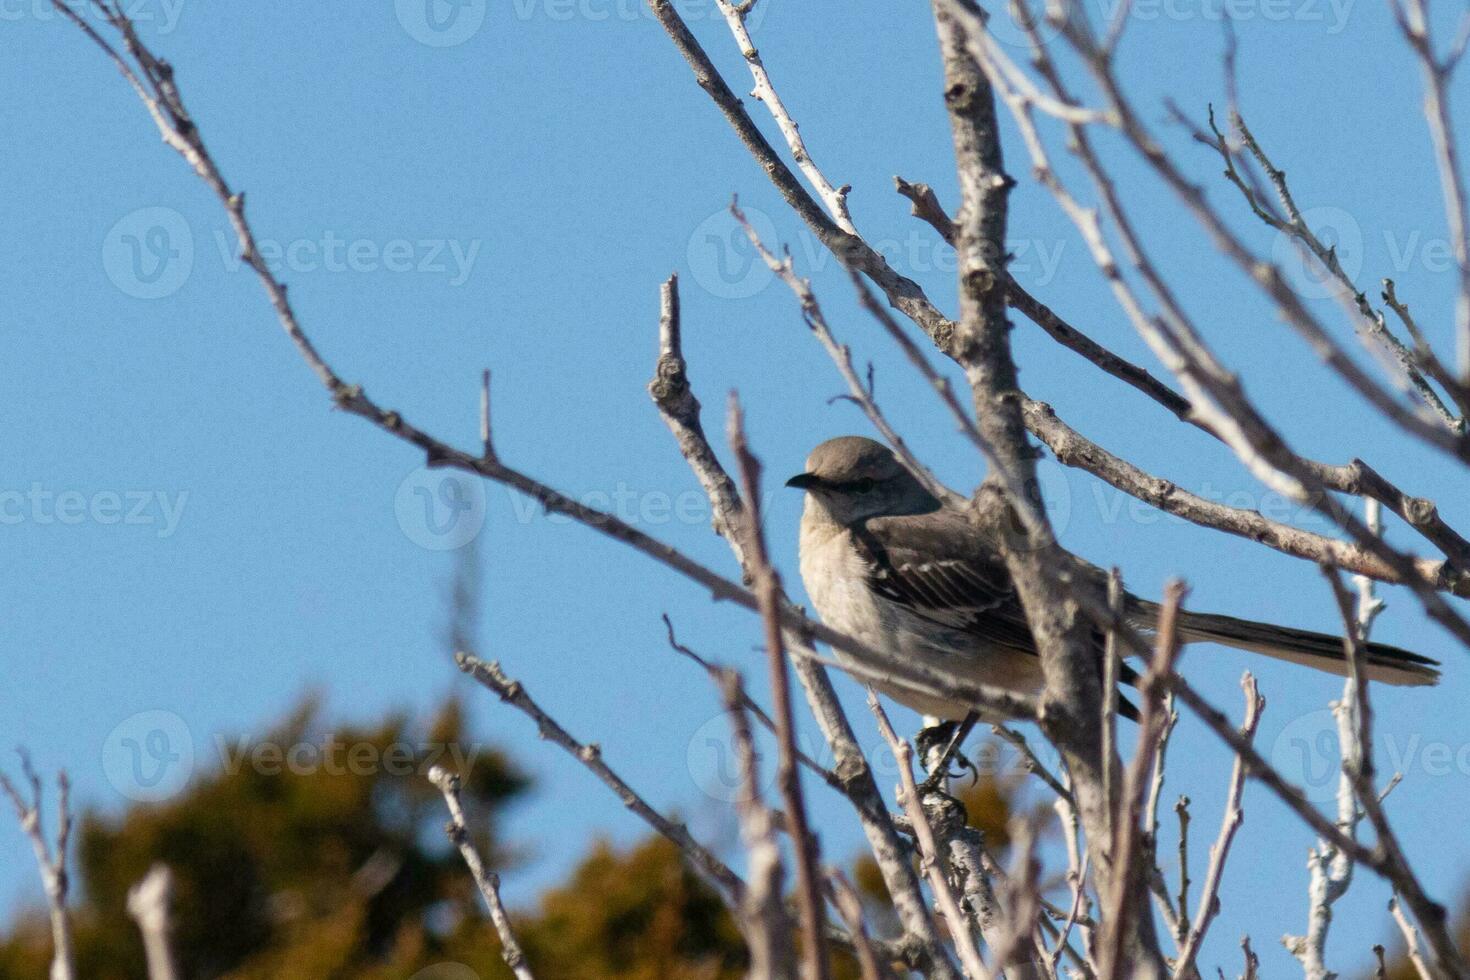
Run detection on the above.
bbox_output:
[3,0,1469,975]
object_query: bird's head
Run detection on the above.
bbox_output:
[786,436,940,525]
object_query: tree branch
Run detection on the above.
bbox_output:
[126,865,180,980]
[0,755,73,980]
[728,400,831,980]
[428,765,535,980]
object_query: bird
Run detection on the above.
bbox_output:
[787,435,1440,723]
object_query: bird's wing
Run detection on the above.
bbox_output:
[851,510,1039,656]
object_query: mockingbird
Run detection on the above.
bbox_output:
[788,436,1440,722]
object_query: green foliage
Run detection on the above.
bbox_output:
[513,835,747,980]
[0,694,528,980]
[0,695,827,980]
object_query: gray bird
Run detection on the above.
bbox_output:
[787,436,1440,721]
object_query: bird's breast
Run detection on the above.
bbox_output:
[798,523,885,642]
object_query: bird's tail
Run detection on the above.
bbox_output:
[1161,607,1441,687]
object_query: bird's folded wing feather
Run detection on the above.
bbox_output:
[851,510,1039,656]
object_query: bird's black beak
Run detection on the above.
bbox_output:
[785,472,820,490]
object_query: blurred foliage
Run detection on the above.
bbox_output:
[0,696,1054,980]
[0,694,886,980]
[1,694,527,980]
[514,836,746,980]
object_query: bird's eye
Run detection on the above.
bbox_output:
[850,478,876,493]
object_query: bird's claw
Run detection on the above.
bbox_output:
[913,713,980,796]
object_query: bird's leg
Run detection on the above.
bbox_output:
[916,710,979,795]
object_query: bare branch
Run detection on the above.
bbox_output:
[730,202,959,507]
[647,271,980,980]
[1389,0,1470,381]
[1391,896,1436,980]
[1191,106,1463,431]
[933,10,1132,955]
[126,866,181,980]
[456,654,746,904]
[480,368,495,461]
[712,0,854,233]
[1021,397,1470,599]
[644,0,958,353]
[1098,581,1185,979]
[898,174,1470,576]
[960,3,1470,645]
[1173,675,1264,978]
[717,672,800,980]
[728,399,831,980]
[0,755,74,980]
[992,724,1073,805]
[661,614,841,789]
[828,869,895,980]
[870,693,990,980]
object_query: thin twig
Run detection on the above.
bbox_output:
[1193,106,1462,431]
[827,869,895,980]
[1389,0,1470,381]
[661,613,841,789]
[0,755,74,980]
[730,201,958,508]
[648,279,961,980]
[718,671,799,979]
[729,399,832,980]
[870,692,990,980]
[480,368,495,461]
[712,0,855,234]
[1173,676,1264,978]
[1391,895,1435,980]
[126,866,181,980]
[1098,581,1186,979]
[428,765,535,980]
[456,653,746,904]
